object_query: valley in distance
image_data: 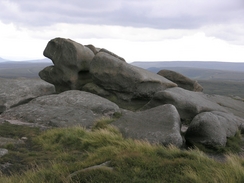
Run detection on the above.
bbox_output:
[0,58,244,98]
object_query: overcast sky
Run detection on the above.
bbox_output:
[0,0,244,62]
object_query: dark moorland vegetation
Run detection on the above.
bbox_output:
[0,61,51,78]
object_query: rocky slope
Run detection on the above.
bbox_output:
[1,37,244,149]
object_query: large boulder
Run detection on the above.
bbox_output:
[0,78,55,114]
[185,111,244,147]
[142,87,227,123]
[112,104,183,147]
[157,70,203,92]
[89,52,177,101]
[1,90,120,128]
[39,38,95,92]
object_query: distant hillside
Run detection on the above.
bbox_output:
[131,61,244,98]
[147,67,244,81]
[131,61,244,72]
[0,59,52,78]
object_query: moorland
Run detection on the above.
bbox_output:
[1,59,244,182]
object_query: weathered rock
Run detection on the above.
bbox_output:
[85,45,125,61]
[39,38,177,102]
[142,87,227,123]
[99,48,126,62]
[112,104,183,147]
[185,111,244,147]
[39,38,95,92]
[0,78,55,113]
[2,90,120,128]
[157,70,203,92]
[90,52,177,101]
[44,38,95,71]
[85,44,100,55]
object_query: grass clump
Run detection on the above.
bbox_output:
[1,121,244,182]
[91,117,115,131]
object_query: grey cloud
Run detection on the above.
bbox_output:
[0,0,243,29]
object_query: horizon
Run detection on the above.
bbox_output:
[1,56,244,64]
[0,1,244,62]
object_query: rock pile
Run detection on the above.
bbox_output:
[1,37,244,149]
[39,38,177,101]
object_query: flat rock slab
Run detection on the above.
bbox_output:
[1,90,120,128]
[0,78,55,113]
[112,104,183,147]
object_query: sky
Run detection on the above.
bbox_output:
[0,0,244,62]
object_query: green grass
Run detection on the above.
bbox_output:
[1,120,244,182]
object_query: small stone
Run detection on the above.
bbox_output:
[21,137,28,140]
[1,162,12,170]
[0,148,8,158]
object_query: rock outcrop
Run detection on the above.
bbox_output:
[1,90,120,128]
[0,78,55,114]
[1,37,244,150]
[157,69,203,92]
[39,38,177,102]
[112,104,183,147]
